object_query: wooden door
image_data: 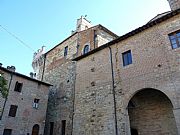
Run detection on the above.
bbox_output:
[32,124,39,135]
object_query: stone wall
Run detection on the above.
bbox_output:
[168,0,180,10]
[44,61,76,135]
[128,89,177,135]
[43,33,78,135]
[73,14,180,135]
[96,29,115,47]
[43,25,118,135]
[73,48,117,135]
[112,14,180,134]
[77,25,117,56]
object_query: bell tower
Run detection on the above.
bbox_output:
[167,0,180,10]
[76,16,92,32]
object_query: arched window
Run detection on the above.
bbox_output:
[83,45,90,54]
[85,26,88,30]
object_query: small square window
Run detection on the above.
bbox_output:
[8,105,18,117]
[169,30,180,49]
[33,98,40,109]
[64,46,68,57]
[122,50,132,66]
[3,129,12,135]
[14,81,23,92]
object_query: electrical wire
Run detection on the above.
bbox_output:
[0,24,35,52]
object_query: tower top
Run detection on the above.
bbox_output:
[167,0,180,10]
[76,16,92,32]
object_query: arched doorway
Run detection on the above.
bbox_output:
[127,89,178,135]
[32,124,40,135]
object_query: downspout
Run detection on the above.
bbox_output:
[0,73,13,120]
[108,46,118,135]
[71,62,77,135]
[41,54,46,81]
[72,33,80,134]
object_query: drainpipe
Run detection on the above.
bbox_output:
[0,73,13,120]
[71,62,77,135]
[108,46,118,135]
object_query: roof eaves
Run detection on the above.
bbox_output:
[147,11,171,23]
[45,24,118,55]
[98,24,119,38]
[77,25,99,34]
[0,67,52,86]
[73,8,180,61]
[45,32,78,55]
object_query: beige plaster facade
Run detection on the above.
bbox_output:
[0,66,51,135]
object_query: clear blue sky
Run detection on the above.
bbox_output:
[0,0,170,76]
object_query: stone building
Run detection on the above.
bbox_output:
[72,1,180,135]
[33,0,180,135]
[32,16,118,135]
[0,65,51,135]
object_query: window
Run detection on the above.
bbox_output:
[33,99,40,109]
[14,81,23,92]
[122,50,132,66]
[131,128,138,135]
[76,45,80,55]
[64,46,68,57]
[3,129,12,135]
[61,120,66,135]
[8,105,18,117]
[83,45,90,54]
[85,26,88,30]
[169,30,180,49]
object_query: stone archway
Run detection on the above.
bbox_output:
[127,88,178,135]
[32,124,40,135]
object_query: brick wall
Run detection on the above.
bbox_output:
[43,25,117,135]
[73,48,116,135]
[128,89,177,135]
[73,14,180,135]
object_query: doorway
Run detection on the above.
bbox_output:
[32,124,39,135]
[128,89,178,135]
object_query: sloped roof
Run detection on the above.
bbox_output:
[45,32,78,55]
[148,11,171,23]
[73,8,180,61]
[45,24,118,55]
[0,66,52,86]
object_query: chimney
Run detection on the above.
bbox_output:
[7,66,16,72]
[30,72,34,78]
